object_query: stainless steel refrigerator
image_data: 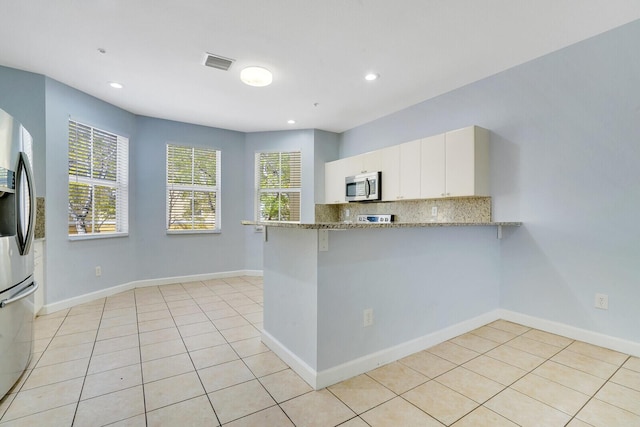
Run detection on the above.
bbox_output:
[0,107,37,398]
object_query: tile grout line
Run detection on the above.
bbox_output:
[563,354,633,426]
[69,297,107,426]
[151,279,270,426]
[133,286,149,427]
[159,281,223,426]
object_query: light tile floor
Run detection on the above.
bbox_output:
[1,276,639,426]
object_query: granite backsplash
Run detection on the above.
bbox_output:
[315,197,491,223]
[35,197,45,239]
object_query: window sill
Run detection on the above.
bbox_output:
[166,229,221,235]
[69,232,129,241]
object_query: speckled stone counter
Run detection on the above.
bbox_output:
[242,220,521,229]
[35,197,45,239]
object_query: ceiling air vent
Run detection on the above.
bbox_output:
[203,53,234,71]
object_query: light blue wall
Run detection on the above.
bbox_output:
[244,129,335,269]
[316,226,500,370]
[133,116,246,280]
[263,228,319,368]
[340,20,640,343]
[3,72,248,304]
[0,66,46,195]
[244,130,314,270]
[44,78,138,303]
[313,130,340,204]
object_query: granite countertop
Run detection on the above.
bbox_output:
[241,220,522,229]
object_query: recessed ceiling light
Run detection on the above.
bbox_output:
[365,73,379,81]
[109,82,123,89]
[287,119,296,125]
[240,66,273,87]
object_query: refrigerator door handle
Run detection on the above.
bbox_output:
[0,281,38,308]
[15,151,35,256]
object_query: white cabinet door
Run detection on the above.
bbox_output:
[350,150,382,175]
[381,140,420,201]
[420,127,489,198]
[399,139,421,200]
[380,145,400,201]
[445,126,490,197]
[324,158,349,204]
[420,133,446,198]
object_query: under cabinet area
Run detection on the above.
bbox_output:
[323,125,490,204]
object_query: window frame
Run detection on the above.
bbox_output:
[68,119,129,240]
[166,143,221,234]
[255,150,302,223]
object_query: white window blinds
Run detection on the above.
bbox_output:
[68,120,128,237]
[255,151,301,222]
[166,144,221,232]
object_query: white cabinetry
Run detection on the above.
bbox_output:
[380,145,399,201]
[381,140,421,201]
[324,150,383,204]
[420,134,446,198]
[324,158,350,204]
[324,125,490,204]
[421,126,489,198]
[399,140,422,199]
[349,150,381,175]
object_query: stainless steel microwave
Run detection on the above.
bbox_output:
[345,171,381,202]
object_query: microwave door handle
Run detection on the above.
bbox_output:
[365,179,371,198]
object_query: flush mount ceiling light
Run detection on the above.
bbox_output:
[364,73,379,81]
[109,82,123,89]
[240,66,273,87]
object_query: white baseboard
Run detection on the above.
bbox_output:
[261,330,319,389]
[262,310,502,390]
[40,270,263,315]
[262,308,640,390]
[498,309,640,357]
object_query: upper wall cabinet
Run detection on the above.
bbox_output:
[381,139,421,201]
[421,126,489,198]
[349,150,382,175]
[324,125,490,204]
[325,157,350,204]
[325,150,384,204]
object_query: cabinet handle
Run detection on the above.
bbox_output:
[441,193,445,196]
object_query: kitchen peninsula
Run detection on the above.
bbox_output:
[242,219,521,389]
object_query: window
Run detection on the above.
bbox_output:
[68,120,128,237]
[166,144,220,232]
[255,151,301,222]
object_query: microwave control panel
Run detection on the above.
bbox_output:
[356,214,394,223]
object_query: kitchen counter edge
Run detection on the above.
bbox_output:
[241,220,522,229]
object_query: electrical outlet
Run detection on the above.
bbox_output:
[363,308,374,327]
[95,266,102,277]
[595,293,608,310]
[431,206,438,217]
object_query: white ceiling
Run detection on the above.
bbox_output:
[1,1,639,133]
